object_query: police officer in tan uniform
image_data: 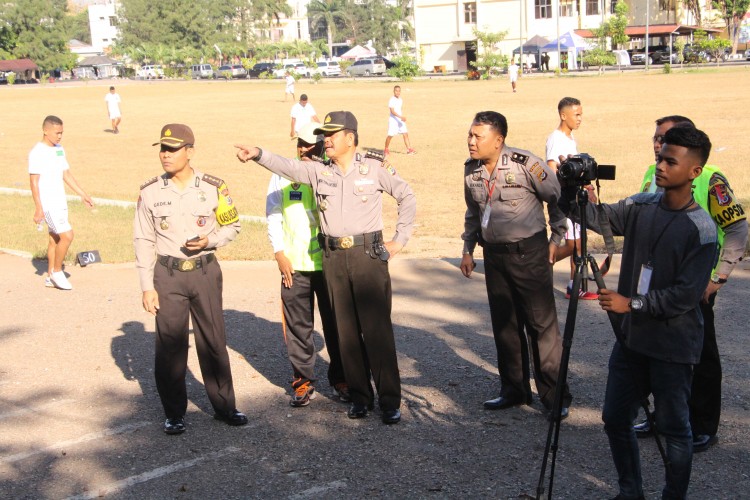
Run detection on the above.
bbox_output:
[134,123,247,435]
[235,111,416,425]
[460,111,572,418]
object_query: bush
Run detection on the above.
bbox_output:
[663,63,672,74]
[312,72,323,84]
[6,72,15,85]
[386,56,423,81]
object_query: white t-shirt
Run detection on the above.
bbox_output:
[290,103,317,133]
[508,64,519,81]
[388,96,403,118]
[28,142,70,211]
[105,92,121,118]
[285,75,295,93]
[545,129,577,165]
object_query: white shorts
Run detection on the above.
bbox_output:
[565,218,580,241]
[44,208,72,235]
[109,111,121,119]
[388,116,408,136]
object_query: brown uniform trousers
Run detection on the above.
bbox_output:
[322,235,400,412]
[154,256,236,419]
[483,232,571,410]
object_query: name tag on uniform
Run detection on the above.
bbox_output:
[289,191,302,201]
[354,179,375,186]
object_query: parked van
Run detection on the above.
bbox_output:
[191,64,214,79]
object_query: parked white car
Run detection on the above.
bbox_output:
[137,65,164,79]
[273,62,311,78]
[314,61,342,77]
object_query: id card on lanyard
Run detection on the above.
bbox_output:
[481,176,497,229]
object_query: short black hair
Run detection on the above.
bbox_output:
[663,126,711,166]
[110,86,115,90]
[343,129,358,146]
[655,115,694,127]
[557,97,581,113]
[43,115,63,127]
[472,111,507,137]
[300,94,308,101]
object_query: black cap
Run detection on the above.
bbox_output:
[313,111,358,134]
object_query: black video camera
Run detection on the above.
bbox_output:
[558,154,616,185]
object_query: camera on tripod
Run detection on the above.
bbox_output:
[558,153,616,185]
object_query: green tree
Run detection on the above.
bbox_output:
[470,28,509,79]
[693,29,731,63]
[308,0,347,57]
[0,0,77,73]
[386,55,422,81]
[64,9,91,45]
[711,0,750,54]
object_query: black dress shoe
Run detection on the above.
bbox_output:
[483,395,523,410]
[693,434,718,453]
[347,403,369,419]
[214,409,248,426]
[633,419,653,438]
[547,406,569,422]
[164,416,186,435]
[382,409,401,425]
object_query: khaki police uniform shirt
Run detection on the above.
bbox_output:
[462,145,566,254]
[256,150,416,246]
[134,169,241,291]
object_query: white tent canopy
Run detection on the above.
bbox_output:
[542,31,593,70]
[339,45,377,60]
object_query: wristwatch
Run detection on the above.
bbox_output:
[711,274,728,285]
[629,296,644,311]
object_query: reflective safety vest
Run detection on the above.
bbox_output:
[641,163,726,271]
[280,177,322,271]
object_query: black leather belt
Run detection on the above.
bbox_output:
[158,253,214,272]
[482,230,547,254]
[322,231,382,250]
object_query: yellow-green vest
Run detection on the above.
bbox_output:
[280,177,322,271]
[640,163,725,271]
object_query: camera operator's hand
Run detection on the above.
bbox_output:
[598,288,630,313]
[585,184,598,203]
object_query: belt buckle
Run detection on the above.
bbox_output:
[339,236,354,249]
[179,259,196,272]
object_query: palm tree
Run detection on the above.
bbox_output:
[308,0,347,57]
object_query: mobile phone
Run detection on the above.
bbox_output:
[186,234,200,243]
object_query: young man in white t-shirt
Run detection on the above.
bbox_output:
[384,85,416,156]
[104,86,122,134]
[289,94,320,138]
[508,59,520,92]
[545,97,597,299]
[29,115,94,290]
[284,72,295,101]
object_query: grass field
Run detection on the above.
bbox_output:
[2,67,749,262]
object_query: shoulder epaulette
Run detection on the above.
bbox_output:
[510,152,529,166]
[140,176,158,190]
[365,149,386,163]
[201,173,224,188]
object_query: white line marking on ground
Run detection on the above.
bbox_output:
[289,480,348,499]
[0,398,76,420]
[64,446,240,500]
[0,422,150,464]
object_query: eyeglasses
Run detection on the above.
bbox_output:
[652,134,665,144]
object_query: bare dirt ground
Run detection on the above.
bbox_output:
[1,250,748,499]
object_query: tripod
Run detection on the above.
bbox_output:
[534,185,669,499]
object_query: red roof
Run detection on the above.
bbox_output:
[0,58,38,72]
[576,24,721,38]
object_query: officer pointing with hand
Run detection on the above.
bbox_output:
[235,111,416,425]
[134,123,247,435]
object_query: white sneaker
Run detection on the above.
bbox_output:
[50,271,72,290]
[44,276,54,288]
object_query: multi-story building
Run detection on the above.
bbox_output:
[87,0,119,53]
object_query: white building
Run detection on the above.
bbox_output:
[412,0,726,71]
[88,1,120,52]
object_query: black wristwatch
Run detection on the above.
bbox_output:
[711,274,728,285]
[629,296,644,311]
